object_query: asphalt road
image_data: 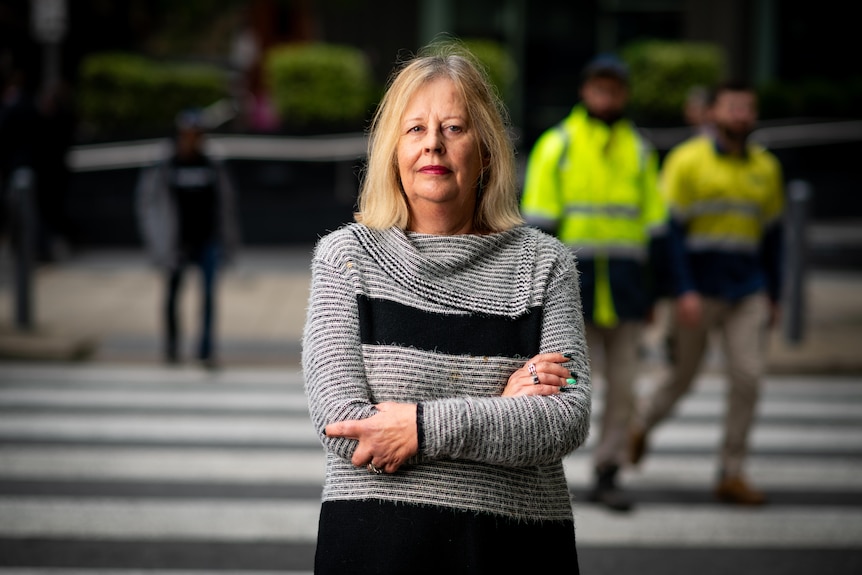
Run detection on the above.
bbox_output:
[0,363,860,574]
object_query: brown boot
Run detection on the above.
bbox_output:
[714,476,767,506]
[629,425,648,465]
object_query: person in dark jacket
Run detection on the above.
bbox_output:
[136,109,240,368]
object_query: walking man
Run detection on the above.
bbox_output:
[521,54,668,512]
[629,80,784,505]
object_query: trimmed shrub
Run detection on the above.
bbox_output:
[621,39,725,126]
[759,76,862,120]
[264,43,375,133]
[78,52,227,139]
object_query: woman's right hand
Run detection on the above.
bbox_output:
[502,353,575,397]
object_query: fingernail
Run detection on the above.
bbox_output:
[569,371,579,380]
[563,353,574,359]
[566,378,577,385]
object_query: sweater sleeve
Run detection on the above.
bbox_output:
[420,244,592,467]
[301,239,377,461]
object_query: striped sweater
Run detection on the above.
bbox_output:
[302,223,592,523]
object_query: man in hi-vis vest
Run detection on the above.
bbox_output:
[521,54,668,512]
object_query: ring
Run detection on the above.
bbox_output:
[528,363,540,385]
[367,462,383,475]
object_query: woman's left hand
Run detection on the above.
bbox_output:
[503,352,574,397]
[324,402,418,474]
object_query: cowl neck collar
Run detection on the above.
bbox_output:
[350,225,539,317]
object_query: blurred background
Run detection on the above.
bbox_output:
[1,0,860,251]
[1,4,861,573]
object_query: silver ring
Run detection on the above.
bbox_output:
[367,462,383,475]
[528,363,540,385]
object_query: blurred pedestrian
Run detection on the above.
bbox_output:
[683,84,713,137]
[629,80,784,506]
[135,109,240,368]
[520,53,668,512]
[303,44,592,574]
[0,66,39,246]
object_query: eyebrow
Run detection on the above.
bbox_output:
[401,114,467,125]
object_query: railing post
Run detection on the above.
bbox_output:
[783,179,811,345]
[8,166,36,330]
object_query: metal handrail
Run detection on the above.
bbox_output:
[68,133,368,172]
[68,119,862,173]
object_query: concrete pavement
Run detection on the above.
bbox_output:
[1,244,861,374]
[0,247,314,367]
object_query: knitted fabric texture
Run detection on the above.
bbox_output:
[302,223,592,522]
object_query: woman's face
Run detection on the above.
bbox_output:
[396,76,483,228]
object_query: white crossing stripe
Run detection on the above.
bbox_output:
[1,498,860,548]
[1,363,861,571]
[0,571,311,575]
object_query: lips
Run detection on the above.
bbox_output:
[419,165,451,175]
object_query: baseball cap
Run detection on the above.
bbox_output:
[582,53,629,84]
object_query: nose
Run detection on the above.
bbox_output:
[424,129,444,154]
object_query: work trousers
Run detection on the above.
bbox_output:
[165,242,220,362]
[586,321,643,470]
[638,292,770,478]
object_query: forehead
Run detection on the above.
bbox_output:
[403,76,466,112]
[713,90,756,107]
[582,75,627,92]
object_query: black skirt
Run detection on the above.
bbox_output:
[314,499,580,574]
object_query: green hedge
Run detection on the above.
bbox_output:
[264,43,375,133]
[78,52,227,139]
[759,76,862,119]
[621,40,725,126]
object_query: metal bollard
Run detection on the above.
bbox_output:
[8,166,36,330]
[783,179,811,345]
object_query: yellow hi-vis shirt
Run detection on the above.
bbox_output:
[662,135,784,252]
[521,105,667,326]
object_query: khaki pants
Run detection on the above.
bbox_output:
[638,292,770,478]
[587,321,643,469]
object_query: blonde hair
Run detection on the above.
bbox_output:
[355,41,523,233]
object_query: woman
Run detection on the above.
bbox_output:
[302,43,591,574]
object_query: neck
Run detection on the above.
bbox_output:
[408,206,476,235]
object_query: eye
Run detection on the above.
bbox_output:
[445,124,462,133]
[407,125,424,134]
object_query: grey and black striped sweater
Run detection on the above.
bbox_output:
[302,223,592,523]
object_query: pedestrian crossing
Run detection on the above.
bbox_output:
[1,363,861,574]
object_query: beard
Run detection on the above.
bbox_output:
[586,108,625,126]
[716,123,752,145]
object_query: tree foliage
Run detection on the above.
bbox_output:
[621,39,725,126]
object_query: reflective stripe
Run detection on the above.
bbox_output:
[647,221,668,236]
[676,200,762,220]
[565,203,642,219]
[593,256,618,327]
[686,235,759,253]
[568,244,648,261]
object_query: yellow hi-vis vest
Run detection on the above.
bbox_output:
[521,105,667,326]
